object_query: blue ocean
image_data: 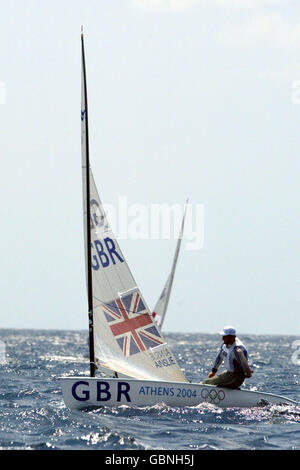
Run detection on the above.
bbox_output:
[0,330,299,450]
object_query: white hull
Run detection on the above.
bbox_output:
[59,377,298,410]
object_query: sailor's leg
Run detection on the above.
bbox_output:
[203,371,235,386]
[221,373,245,389]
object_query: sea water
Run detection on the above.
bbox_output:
[0,330,299,450]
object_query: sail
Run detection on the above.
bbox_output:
[152,202,187,328]
[81,33,187,383]
[0,340,6,364]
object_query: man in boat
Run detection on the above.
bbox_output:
[204,326,253,389]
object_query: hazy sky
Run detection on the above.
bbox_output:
[0,0,299,335]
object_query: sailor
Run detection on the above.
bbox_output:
[204,326,253,389]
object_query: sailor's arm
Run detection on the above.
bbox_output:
[207,350,223,378]
[236,347,253,377]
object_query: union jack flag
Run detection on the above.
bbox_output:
[101,291,164,356]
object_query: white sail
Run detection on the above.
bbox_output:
[0,340,6,364]
[81,34,187,383]
[152,202,187,328]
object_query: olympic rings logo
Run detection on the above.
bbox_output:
[201,388,225,404]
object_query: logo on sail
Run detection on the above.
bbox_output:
[101,292,164,356]
[81,109,86,121]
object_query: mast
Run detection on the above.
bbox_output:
[81,28,96,378]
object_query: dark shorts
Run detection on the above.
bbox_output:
[203,370,245,389]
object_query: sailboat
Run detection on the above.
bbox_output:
[152,202,187,329]
[59,31,298,410]
[0,340,6,364]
